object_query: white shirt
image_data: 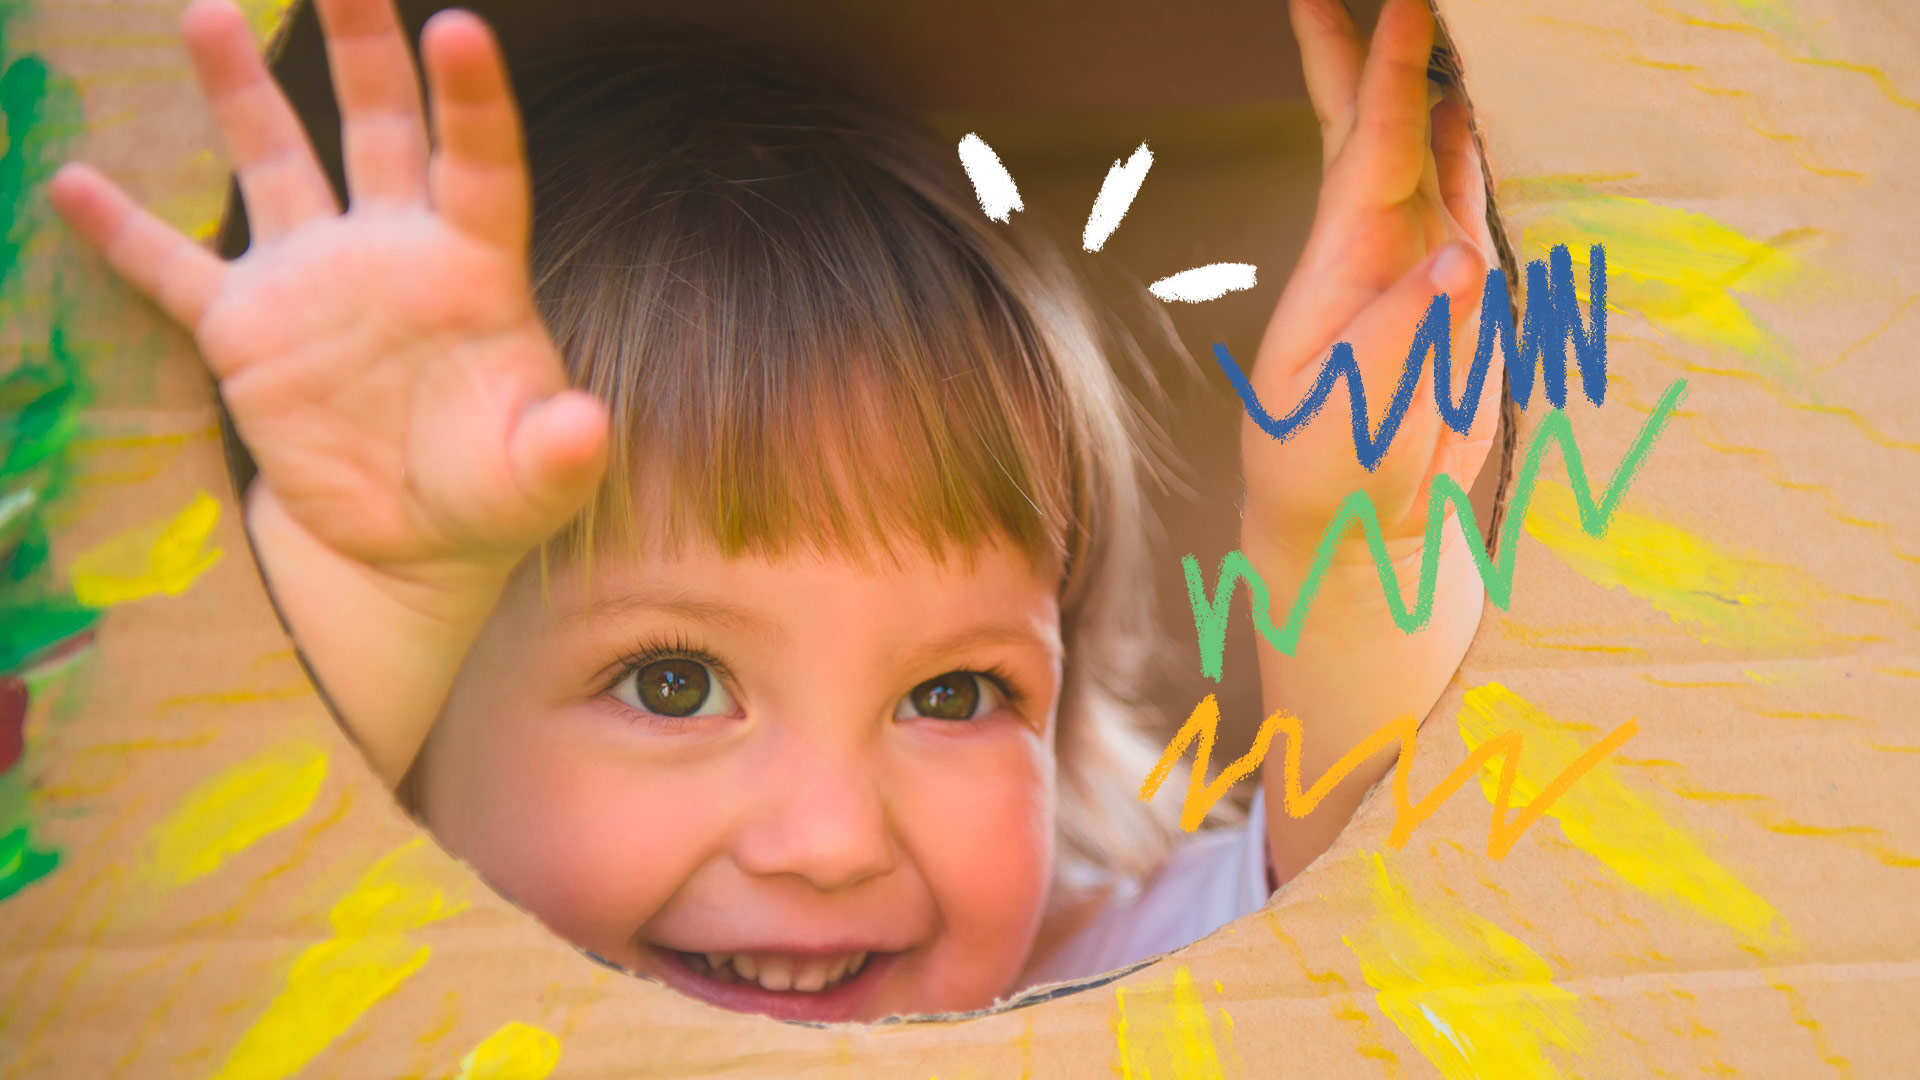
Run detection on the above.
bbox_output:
[1022,788,1277,987]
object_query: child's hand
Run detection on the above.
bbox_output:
[1249,0,1501,884]
[50,0,607,782]
[1242,0,1498,558]
[53,0,606,582]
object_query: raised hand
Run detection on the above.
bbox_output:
[49,0,608,782]
[1250,0,1502,885]
[1243,0,1499,555]
[53,0,606,572]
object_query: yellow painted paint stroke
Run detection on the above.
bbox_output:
[68,491,224,607]
[1345,853,1584,1080]
[1113,964,1226,1080]
[1459,684,1788,949]
[234,0,297,41]
[207,839,468,1080]
[1505,180,1812,388]
[1525,479,1825,651]
[144,742,328,889]
[1643,0,1920,114]
[1701,0,1815,44]
[457,1022,562,1080]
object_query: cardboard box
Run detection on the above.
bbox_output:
[2,0,1915,1075]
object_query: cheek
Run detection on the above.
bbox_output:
[418,700,725,960]
[893,729,1055,955]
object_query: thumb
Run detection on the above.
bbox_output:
[506,389,610,528]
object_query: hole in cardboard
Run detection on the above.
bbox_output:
[209,0,1515,1024]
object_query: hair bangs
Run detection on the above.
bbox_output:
[529,65,1077,575]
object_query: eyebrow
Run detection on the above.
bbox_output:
[555,590,783,638]
[897,622,1062,671]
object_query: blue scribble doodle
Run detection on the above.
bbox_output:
[1214,244,1610,469]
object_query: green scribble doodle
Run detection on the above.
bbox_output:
[1185,378,1689,681]
[0,1,93,906]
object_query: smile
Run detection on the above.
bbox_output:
[647,944,901,1022]
[680,949,870,992]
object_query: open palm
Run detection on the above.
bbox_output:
[51,0,606,578]
[1243,0,1500,556]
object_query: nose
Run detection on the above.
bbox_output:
[732,738,898,892]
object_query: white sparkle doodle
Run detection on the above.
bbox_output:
[961,134,1256,302]
[957,133,1023,223]
[1149,263,1258,303]
[1083,142,1152,252]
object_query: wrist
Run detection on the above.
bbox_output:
[244,484,515,786]
[245,484,515,637]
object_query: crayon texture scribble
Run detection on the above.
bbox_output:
[1524,479,1826,651]
[67,490,224,607]
[1113,964,1229,1080]
[143,740,327,890]
[1346,853,1585,1080]
[456,1022,562,1080]
[233,0,296,41]
[1144,692,1637,857]
[1510,181,1812,392]
[1215,242,1605,467]
[208,839,468,1080]
[1459,684,1788,948]
[1184,379,1686,679]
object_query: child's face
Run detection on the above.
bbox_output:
[416,532,1064,1022]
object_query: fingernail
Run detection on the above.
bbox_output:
[1432,244,1477,295]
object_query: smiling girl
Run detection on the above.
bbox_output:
[50,0,1498,1022]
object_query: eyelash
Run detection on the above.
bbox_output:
[965,664,1027,713]
[603,633,738,726]
[609,633,731,680]
[602,641,1028,721]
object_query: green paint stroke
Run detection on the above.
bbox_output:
[0,822,58,899]
[0,3,93,905]
[1185,378,1688,681]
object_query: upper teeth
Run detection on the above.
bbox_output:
[690,950,870,992]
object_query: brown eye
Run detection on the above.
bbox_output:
[897,672,1000,722]
[612,657,732,719]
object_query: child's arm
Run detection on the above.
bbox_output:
[50,0,606,786]
[1248,0,1501,882]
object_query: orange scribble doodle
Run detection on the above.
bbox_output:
[1139,695,1641,859]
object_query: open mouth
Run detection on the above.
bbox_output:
[646,944,900,1022]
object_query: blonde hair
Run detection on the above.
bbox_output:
[517,41,1197,895]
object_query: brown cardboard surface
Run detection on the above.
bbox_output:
[2,0,1917,1077]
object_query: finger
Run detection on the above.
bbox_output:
[1288,0,1365,163]
[1345,240,1485,418]
[421,10,530,253]
[312,0,430,206]
[181,0,339,240]
[507,390,609,527]
[1432,92,1489,243]
[49,164,228,329]
[1338,0,1436,205]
